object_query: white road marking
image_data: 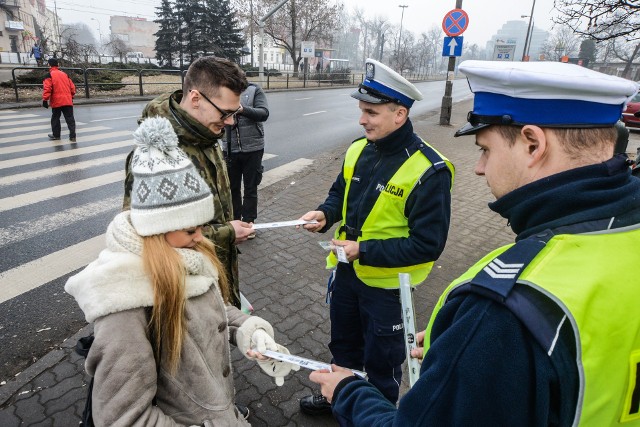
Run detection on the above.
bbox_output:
[0,117,51,127]
[0,139,134,169]
[0,171,124,213]
[295,97,312,100]
[303,111,327,116]
[0,235,106,304]
[0,122,87,134]
[0,196,120,246]
[0,130,130,155]
[259,158,313,189]
[0,110,16,114]
[263,153,276,160]
[91,116,139,122]
[0,113,38,120]
[0,126,109,144]
[0,153,127,187]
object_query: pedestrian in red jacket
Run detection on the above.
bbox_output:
[42,58,77,142]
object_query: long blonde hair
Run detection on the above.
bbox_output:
[141,235,230,374]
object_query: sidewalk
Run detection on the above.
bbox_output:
[0,100,522,426]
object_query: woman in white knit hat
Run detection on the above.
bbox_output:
[65,117,298,426]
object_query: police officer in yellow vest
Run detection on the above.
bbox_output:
[308,61,640,426]
[299,58,454,415]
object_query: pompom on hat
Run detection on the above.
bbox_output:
[130,116,214,236]
[455,60,640,137]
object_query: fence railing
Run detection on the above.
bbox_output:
[8,66,439,102]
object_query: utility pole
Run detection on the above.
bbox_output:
[397,5,408,71]
[52,0,62,55]
[258,0,289,82]
[250,0,254,66]
[521,0,536,61]
[439,0,463,126]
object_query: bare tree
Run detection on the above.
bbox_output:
[105,34,132,64]
[540,26,581,61]
[610,39,640,78]
[553,0,640,42]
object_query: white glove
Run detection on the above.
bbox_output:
[251,329,278,353]
[255,344,300,386]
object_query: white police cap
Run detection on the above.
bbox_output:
[455,60,640,137]
[351,58,423,108]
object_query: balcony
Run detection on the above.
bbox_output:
[5,20,24,31]
[0,0,21,7]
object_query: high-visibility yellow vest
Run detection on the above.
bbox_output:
[425,226,640,426]
[327,137,454,288]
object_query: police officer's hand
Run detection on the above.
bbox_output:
[42,100,48,109]
[331,239,360,262]
[298,210,325,232]
[410,330,426,360]
[309,364,355,403]
[230,220,254,243]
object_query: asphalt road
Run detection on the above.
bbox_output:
[0,81,472,382]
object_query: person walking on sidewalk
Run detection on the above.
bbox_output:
[298,58,454,414]
[66,117,298,426]
[30,43,43,66]
[309,61,640,426]
[42,57,76,142]
[123,56,255,309]
[225,82,269,239]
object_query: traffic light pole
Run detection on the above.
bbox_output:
[439,0,463,126]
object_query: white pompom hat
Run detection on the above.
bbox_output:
[129,116,214,236]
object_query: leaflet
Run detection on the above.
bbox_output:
[251,219,318,230]
[261,350,367,379]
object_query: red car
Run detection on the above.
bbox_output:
[622,92,640,128]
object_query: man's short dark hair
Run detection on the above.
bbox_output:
[48,58,58,67]
[183,56,248,97]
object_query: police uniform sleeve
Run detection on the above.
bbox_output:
[359,167,451,267]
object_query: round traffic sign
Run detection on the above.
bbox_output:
[442,9,469,37]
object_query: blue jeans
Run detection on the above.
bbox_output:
[329,263,405,404]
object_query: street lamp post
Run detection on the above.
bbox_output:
[521,0,536,61]
[397,5,408,71]
[521,15,535,61]
[90,18,103,44]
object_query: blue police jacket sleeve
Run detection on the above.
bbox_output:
[359,168,452,267]
[332,292,577,426]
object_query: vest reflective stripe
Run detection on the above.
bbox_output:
[425,227,640,426]
[326,137,454,288]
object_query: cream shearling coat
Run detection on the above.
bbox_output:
[65,212,258,426]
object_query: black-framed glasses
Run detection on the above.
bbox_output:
[191,89,241,121]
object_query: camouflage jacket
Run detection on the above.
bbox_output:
[122,91,240,307]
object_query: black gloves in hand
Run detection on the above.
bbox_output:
[42,100,49,109]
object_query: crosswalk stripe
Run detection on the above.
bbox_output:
[0,110,16,114]
[0,139,134,169]
[0,126,108,145]
[0,117,51,127]
[259,158,314,189]
[0,113,38,120]
[0,122,88,135]
[0,129,129,155]
[0,171,123,213]
[263,153,276,161]
[0,234,105,304]
[0,153,127,187]
[0,196,120,247]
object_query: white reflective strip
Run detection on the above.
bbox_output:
[548,314,567,356]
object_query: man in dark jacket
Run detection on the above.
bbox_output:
[308,61,640,426]
[42,58,76,142]
[298,58,454,415]
[225,83,269,238]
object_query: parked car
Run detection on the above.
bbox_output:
[622,92,640,128]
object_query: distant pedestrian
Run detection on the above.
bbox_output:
[316,62,321,73]
[225,83,269,238]
[42,58,76,142]
[299,62,304,73]
[30,44,43,66]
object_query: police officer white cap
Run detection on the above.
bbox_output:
[455,60,640,137]
[351,58,423,108]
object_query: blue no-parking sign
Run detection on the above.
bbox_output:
[442,9,469,37]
